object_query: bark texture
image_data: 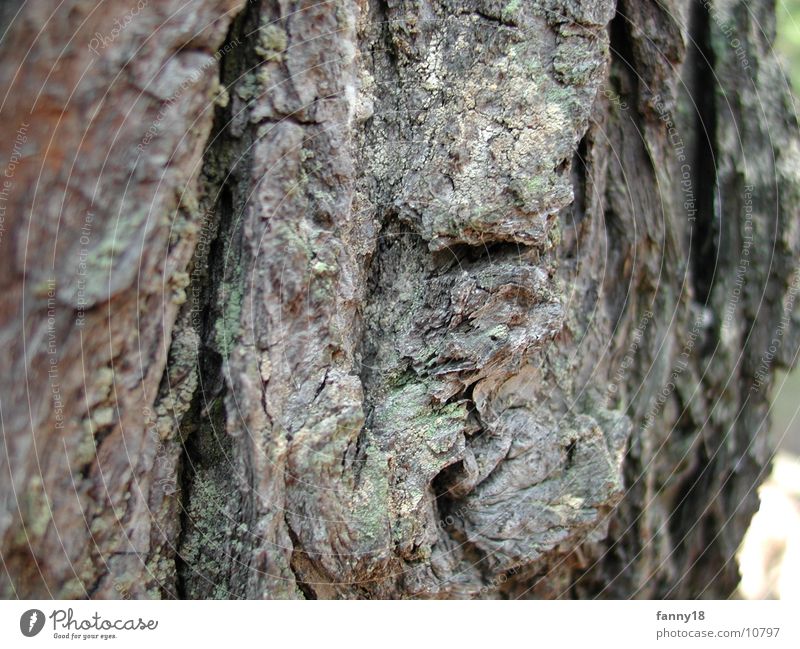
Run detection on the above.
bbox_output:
[1,0,798,599]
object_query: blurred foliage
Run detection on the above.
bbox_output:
[773,2,800,456]
[777,0,800,93]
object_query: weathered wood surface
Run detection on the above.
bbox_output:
[1,0,798,599]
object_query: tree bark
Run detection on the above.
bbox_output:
[1,0,798,599]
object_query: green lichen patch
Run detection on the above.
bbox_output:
[214,277,244,356]
[255,23,288,62]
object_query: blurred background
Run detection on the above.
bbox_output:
[737,0,800,600]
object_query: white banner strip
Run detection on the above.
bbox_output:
[0,600,795,648]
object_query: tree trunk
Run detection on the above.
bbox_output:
[1,0,798,599]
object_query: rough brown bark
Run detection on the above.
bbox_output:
[1,0,798,599]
